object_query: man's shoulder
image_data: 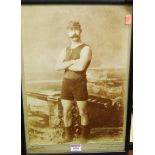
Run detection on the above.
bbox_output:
[62,46,70,52]
[59,47,68,56]
[81,44,92,58]
[82,44,92,52]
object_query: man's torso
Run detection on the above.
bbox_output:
[64,43,90,80]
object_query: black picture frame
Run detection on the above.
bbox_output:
[21,0,133,154]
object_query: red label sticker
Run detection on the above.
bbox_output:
[125,15,132,25]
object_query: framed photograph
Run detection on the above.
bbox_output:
[21,0,133,154]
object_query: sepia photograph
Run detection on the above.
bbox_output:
[21,3,132,154]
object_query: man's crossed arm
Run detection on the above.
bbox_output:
[55,48,77,70]
[55,46,92,71]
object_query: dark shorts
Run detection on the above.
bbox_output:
[61,77,88,101]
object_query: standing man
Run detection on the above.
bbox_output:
[55,21,92,143]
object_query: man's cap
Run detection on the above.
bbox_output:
[67,21,81,29]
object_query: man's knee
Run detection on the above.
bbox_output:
[79,109,88,117]
[63,109,72,118]
[61,100,73,117]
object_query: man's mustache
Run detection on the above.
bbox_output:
[70,34,79,38]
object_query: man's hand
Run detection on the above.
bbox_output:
[72,59,80,64]
[55,59,75,71]
[55,49,76,71]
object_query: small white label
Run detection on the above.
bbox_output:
[70,144,81,152]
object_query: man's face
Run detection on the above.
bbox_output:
[67,27,81,41]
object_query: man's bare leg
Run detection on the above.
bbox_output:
[77,101,89,125]
[77,101,89,143]
[61,99,73,142]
